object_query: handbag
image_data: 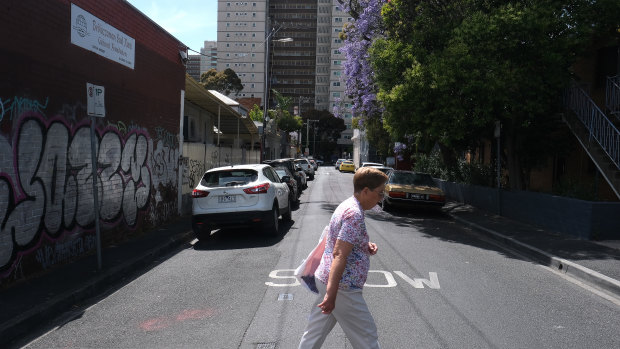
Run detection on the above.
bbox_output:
[294,226,328,293]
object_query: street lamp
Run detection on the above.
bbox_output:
[261,31,293,162]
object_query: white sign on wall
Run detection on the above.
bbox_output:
[70,3,135,69]
[87,83,105,117]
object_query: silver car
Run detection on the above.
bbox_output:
[191,164,291,240]
[295,158,315,180]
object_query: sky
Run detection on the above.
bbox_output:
[127,0,218,52]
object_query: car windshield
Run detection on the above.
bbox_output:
[389,172,436,187]
[200,169,258,187]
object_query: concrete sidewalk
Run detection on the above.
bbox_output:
[1,204,619,347]
[444,201,620,299]
[0,216,195,348]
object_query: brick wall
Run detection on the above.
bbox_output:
[0,0,186,286]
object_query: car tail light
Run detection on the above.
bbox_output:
[192,189,209,198]
[243,182,270,194]
[429,194,446,202]
[388,191,406,198]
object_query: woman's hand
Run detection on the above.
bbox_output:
[368,242,378,255]
[318,295,336,314]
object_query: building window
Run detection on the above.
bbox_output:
[333,60,341,65]
[333,82,340,86]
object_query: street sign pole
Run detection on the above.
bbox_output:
[87,83,105,271]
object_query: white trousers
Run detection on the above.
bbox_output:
[298,280,380,349]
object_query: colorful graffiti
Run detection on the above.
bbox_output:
[0,99,179,282]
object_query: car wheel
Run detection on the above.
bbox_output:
[309,174,314,180]
[264,204,280,236]
[192,222,211,241]
[283,198,292,221]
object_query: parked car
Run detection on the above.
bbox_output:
[295,158,315,180]
[274,166,300,205]
[339,160,356,173]
[191,164,291,240]
[315,159,324,166]
[309,159,318,171]
[360,162,384,168]
[295,164,308,189]
[335,159,346,169]
[381,170,446,210]
[263,158,304,193]
[367,165,393,175]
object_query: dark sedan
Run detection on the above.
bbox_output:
[274,166,300,205]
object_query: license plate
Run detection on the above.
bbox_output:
[218,195,236,203]
[408,193,426,200]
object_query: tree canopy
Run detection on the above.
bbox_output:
[200,68,244,96]
[340,0,620,189]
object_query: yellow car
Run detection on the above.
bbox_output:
[339,160,356,173]
[382,171,446,210]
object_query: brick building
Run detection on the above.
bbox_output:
[0,0,187,285]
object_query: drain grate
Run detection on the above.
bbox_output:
[256,343,277,349]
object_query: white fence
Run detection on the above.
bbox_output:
[181,142,260,194]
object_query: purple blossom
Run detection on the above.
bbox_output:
[394,142,407,154]
[340,0,386,123]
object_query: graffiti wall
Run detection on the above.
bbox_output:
[0,0,187,286]
[0,97,179,285]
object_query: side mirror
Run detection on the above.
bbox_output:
[282,176,290,183]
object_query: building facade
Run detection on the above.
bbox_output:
[201,40,218,73]
[217,0,354,157]
[186,54,202,81]
[217,1,268,101]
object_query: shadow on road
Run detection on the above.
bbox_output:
[193,219,296,251]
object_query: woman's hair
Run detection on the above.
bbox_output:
[353,167,388,193]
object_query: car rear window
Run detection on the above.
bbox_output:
[390,172,436,187]
[201,169,258,187]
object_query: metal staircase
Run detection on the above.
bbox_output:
[563,78,620,199]
[606,76,620,121]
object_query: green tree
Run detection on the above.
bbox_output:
[249,104,263,122]
[200,68,244,96]
[302,110,347,159]
[372,0,620,189]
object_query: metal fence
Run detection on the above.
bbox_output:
[564,81,620,170]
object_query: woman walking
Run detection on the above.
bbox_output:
[299,167,388,349]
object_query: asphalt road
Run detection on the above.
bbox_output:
[19,167,620,348]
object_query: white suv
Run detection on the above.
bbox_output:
[295,158,315,180]
[191,164,291,240]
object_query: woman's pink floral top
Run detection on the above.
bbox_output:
[315,196,370,290]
